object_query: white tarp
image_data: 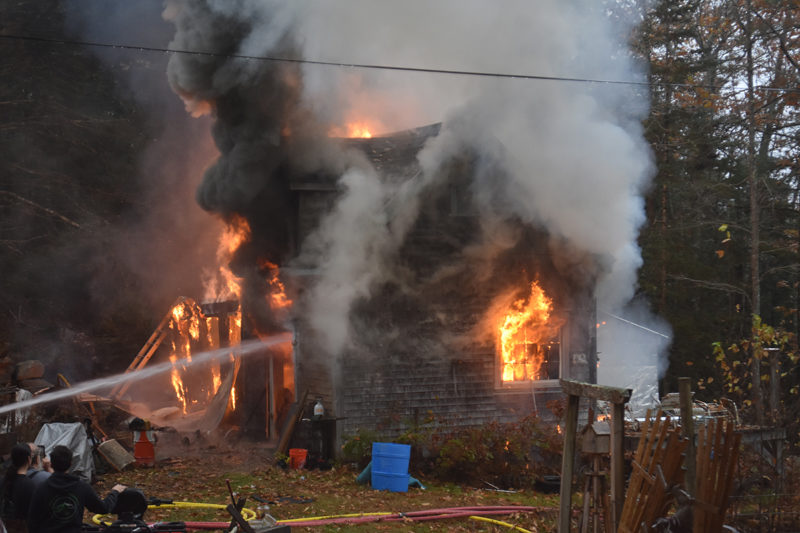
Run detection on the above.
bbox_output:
[34,422,94,483]
[115,356,239,433]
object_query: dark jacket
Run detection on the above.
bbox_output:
[9,474,35,520]
[24,469,50,490]
[2,472,35,532]
[27,472,119,533]
[0,473,34,533]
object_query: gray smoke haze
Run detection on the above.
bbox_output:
[160,1,666,381]
[62,1,223,315]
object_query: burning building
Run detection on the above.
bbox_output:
[121,121,599,444]
[287,124,599,440]
[127,1,656,446]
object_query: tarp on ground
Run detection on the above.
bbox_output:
[34,422,94,483]
[114,356,239,433]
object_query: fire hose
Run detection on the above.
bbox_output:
[277,506,543,527]
[91,501,257,526]
[93,504,548,531]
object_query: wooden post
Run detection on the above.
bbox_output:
[610,401,624,529]
[679,377,696,496]
[558,380,631,533]
[767,348,780,423]
[559,393,580,533]
[268,354,277,442]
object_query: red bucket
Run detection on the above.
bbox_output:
[289,448,307,469]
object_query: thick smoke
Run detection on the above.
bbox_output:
[62,1,222,316]
[163,1,667,383]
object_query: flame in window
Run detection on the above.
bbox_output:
[498,281,560,383]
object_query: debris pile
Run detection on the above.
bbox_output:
[0,357,54,394]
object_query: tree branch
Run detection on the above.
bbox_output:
[669,275,750,300]
[751,8,800,78]
[0,190,80,228]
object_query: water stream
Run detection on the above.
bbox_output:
[0,333,292,416]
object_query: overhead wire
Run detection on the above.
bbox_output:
[0,32,797,95]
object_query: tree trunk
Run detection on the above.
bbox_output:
[745,0,764,425]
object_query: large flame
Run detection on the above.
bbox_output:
[169,354,188,413]
[203,215,251,302]
[498,281,557,383]
[166,299,241,413]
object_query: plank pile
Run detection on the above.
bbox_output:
[692,418,741,532]
[618,410,687,533]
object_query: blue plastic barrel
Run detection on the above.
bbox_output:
[371,442,411,492]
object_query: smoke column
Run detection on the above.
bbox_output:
[162,1,666,387]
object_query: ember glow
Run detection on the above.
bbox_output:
[328,121,378,139]
[498,281,559,383]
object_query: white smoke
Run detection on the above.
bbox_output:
[286,1,657,353]
[65,0,669,398]
[160,0,667,381]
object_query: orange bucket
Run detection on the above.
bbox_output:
[133,430,155,467]
[289,448,308,469]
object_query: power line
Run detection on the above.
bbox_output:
[1,32,798,94]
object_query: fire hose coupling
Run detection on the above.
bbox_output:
[148,497,174,506]
[92,500,257,526]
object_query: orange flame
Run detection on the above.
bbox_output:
[328,121,377,139]
[259,259,292,310]
[204,215,251,302]
[169,354,188,413]
[211,367,222,395]
[498,281,557,383]
[166,299,241,413]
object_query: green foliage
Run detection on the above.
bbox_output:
[339,428,379,469]
[710,316,800,449]
[432,415,560,489]
[339,415,560,489]
[709,316,797,402]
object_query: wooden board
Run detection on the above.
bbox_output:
[559,379,632,404]
[276,389,309,457]
[618,410,687,533]
[97,439,135,472]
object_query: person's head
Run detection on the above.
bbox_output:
[27,443,43,469]
[49,445,72,474]
[10,443,31,470]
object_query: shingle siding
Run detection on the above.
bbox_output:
[287,126,596,452]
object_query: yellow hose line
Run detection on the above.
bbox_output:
[469,515,534,532]
[91,501,257,525]
[279,512,393,523]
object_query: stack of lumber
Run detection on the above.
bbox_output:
[618,410,688,533]
[692,418,741,532]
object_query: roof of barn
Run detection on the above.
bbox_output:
[289,122,441,191]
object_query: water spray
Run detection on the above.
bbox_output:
[0,333,292,416]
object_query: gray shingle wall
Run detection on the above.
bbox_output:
[337,353,565,440]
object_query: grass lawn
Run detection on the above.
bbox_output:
[90,442,561,532]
